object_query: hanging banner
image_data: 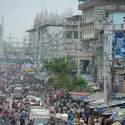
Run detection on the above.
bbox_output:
[114,32,125,58]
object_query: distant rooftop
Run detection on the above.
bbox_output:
[27,15,80,32]
[26,23,78,32]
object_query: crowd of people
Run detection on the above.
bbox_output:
[0,65,122,125]
[0,67,42,125]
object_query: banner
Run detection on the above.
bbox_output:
[114,32,125,58]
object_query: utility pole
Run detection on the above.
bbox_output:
[78,20,80,77]
[6,35,15,43]
[36,13,41,76]
[111,23,115,92]
[104,36,108,101]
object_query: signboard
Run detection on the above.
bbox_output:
[114,32,125,58]
[108,92,116,99]
[95,7,105,20]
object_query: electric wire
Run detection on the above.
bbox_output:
[0,0,23,7]
[0,0,36,12]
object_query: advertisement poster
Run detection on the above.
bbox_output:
[114,32,125,58]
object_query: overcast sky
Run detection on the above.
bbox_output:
[0,0,80,42]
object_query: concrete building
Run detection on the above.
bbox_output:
[27,16,80,59]
[78,0,125,84]
[105,10,125,92]
[27,15,90,74]
[78,1,107,83]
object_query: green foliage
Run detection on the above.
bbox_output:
[43,58,74,74]
[43,58,89,92]
[69,76,88,92]
[85,86,92,93]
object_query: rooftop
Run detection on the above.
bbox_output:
[64,15,82,21]
[26,23,78,32]
[78,0,125,10]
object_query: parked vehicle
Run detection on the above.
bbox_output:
[30,108,50,125]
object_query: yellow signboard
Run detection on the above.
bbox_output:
[25,67,34,71]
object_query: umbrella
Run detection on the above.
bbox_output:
[56,113,62,119]
[112,121,121,125]
[92,86,98,90]
[109,112,124,121]
[77,96,88,101]
[118,112,123,116]
[61,113,68,120]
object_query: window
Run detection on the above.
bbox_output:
[66,31,72,39]
[83,29,84,35]
[84,13,86,20]
[92,28,94,34]
[90,28,92,34]
[87,28,89,35]
[85,28,86,35]
[80,32,82,39]
[39,31,40,40]
[74,31,78,39]
[86,12,88,19]
[90,12,92,18]
[92,11,94,17]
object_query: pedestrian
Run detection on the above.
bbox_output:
[0,116,4,125]
[27,119,34,125]
[20,117,25,125]
[11,118,16,125]
[121,118,125,125]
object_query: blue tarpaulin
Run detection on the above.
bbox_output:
[95,106,106,113]
[77,96,89,101]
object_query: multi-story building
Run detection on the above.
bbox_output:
[27,16,79,59]
[105,9,125,92]
[79,1,107,83]
[78,0,125,83]
[27,15,90,75]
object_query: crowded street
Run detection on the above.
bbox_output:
[1,0,125,125]
[0,66,125,125]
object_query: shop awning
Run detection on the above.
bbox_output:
[69,92,89,95]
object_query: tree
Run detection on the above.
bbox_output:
[43,58,74,74]
[43,58,89,92]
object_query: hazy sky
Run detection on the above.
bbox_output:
[0,0,80,42]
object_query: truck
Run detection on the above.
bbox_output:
[29,109,50,125]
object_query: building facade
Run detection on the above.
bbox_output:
[105,10,125,92]
[78,0,125,84]
[27,24,79,60]
[79,2,107,83]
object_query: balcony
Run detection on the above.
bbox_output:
[82,18,94,25]
[82,34,95,40]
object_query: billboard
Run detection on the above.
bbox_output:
[114,32,125,58]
